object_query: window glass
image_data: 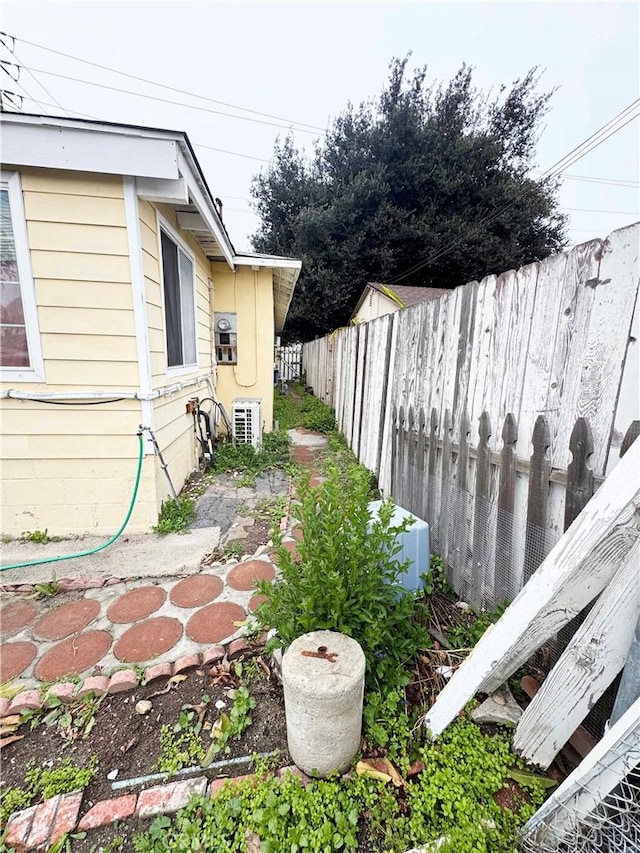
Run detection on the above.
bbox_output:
[0,187,29,367]
[160,227,196,369]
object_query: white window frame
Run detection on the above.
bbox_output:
[156,212,198,376]
[0,171,45,382]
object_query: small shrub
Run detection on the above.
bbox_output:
[256,464,428,689]
[154,498,195,535]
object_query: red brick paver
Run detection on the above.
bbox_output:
[0,640,37,681]
[113,617,182,662]
[108,668,139,693]
[170,575,223,608]
[49,791,83,845]
[35,630,112,681]
[107,586,167,623]
[0,600,38,637]
[78,794,137,830]
[185,601,246,644]
[33,599,100,641]
[227,560,275,591]
[25,795,61,849]
[248,593,267,613]
[4,803,37,848]
[137,777,208,818]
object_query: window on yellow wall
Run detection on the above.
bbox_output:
[0,172,44,381]
[160,228,197,368]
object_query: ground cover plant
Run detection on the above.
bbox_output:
[274,383,336,433]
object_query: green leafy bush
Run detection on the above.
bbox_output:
[153,497,196,535]
[256,464,428,688]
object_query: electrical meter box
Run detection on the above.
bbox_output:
[214,312,237,364]
[368,501,430,593]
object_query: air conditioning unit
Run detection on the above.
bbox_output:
[232,398,262,447]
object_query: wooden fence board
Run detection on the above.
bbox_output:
[302,224,639,615]
[424,436,640,737]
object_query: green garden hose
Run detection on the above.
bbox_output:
[0,432,145,572]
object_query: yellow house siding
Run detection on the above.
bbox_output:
[1,399,156,535]
[211,264,275,434]
[0,168,152,536]
[136,201,216,516]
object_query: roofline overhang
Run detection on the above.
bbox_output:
[0,111,236,267]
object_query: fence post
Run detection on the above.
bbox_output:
[454,412,471,600]
[472,411,492,608]
[440,409,452,562]
[427,407,438,528]
[523,415,551,584]
[495,413,517,603]
[416,407,426,520]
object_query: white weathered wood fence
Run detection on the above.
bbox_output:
[303,223,640,615]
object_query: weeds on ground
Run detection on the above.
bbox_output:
[156,707,207,776]
[447,601,509,649]
[33,572,61,597]
[274,383,336,433]
[202,685,256,764]
[18,690,103,740]
[133,715,548,853]
[0,757,98,825]
[256,464,428,691]
[213,431,292,486]
[19,529,62,544]
[154,497,196,536]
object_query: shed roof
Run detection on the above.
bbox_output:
[351,281,448,321]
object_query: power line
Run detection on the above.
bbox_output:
[25,65,323,135]
[6,32,326,133]
[13,47,69,116]
[552,173,639,188]
[561,207,640,215]
[390,102,640,284]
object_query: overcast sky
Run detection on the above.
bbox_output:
[3,1,639,253]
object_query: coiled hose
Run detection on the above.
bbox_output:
[0,432,144,572]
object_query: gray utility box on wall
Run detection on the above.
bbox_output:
[214,312,237,364]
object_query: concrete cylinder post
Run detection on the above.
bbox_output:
[282,630,366,777]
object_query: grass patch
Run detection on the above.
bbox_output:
[154,497,196,536]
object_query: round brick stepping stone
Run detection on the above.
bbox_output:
[226,561,275,591]
[0,641,37,681]
[186,602,246,644]
[34,599,100,641]
[35,631,111,681]
[0,600,38,637]
[248,594,267,614]
[107,587,166,623]
[113,617,182,662]
[170,575,223,608]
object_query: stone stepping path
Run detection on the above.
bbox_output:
[0,557,276,689]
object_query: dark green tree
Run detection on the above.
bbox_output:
[251,59,567,341]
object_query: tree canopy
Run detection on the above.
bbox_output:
[251,58,567,341]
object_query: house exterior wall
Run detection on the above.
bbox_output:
[211,264,275,435]
[1,168,157,535]
[352,289,398,324]
[138,201,215,508]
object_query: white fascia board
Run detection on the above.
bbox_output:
[234,255,302,272]
[176,149,235,268]
[2,121,179,180]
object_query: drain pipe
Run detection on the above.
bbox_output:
[139,424,180,505]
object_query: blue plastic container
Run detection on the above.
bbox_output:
[368,500,430,593]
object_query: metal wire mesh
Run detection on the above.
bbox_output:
[519,731,640,853]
